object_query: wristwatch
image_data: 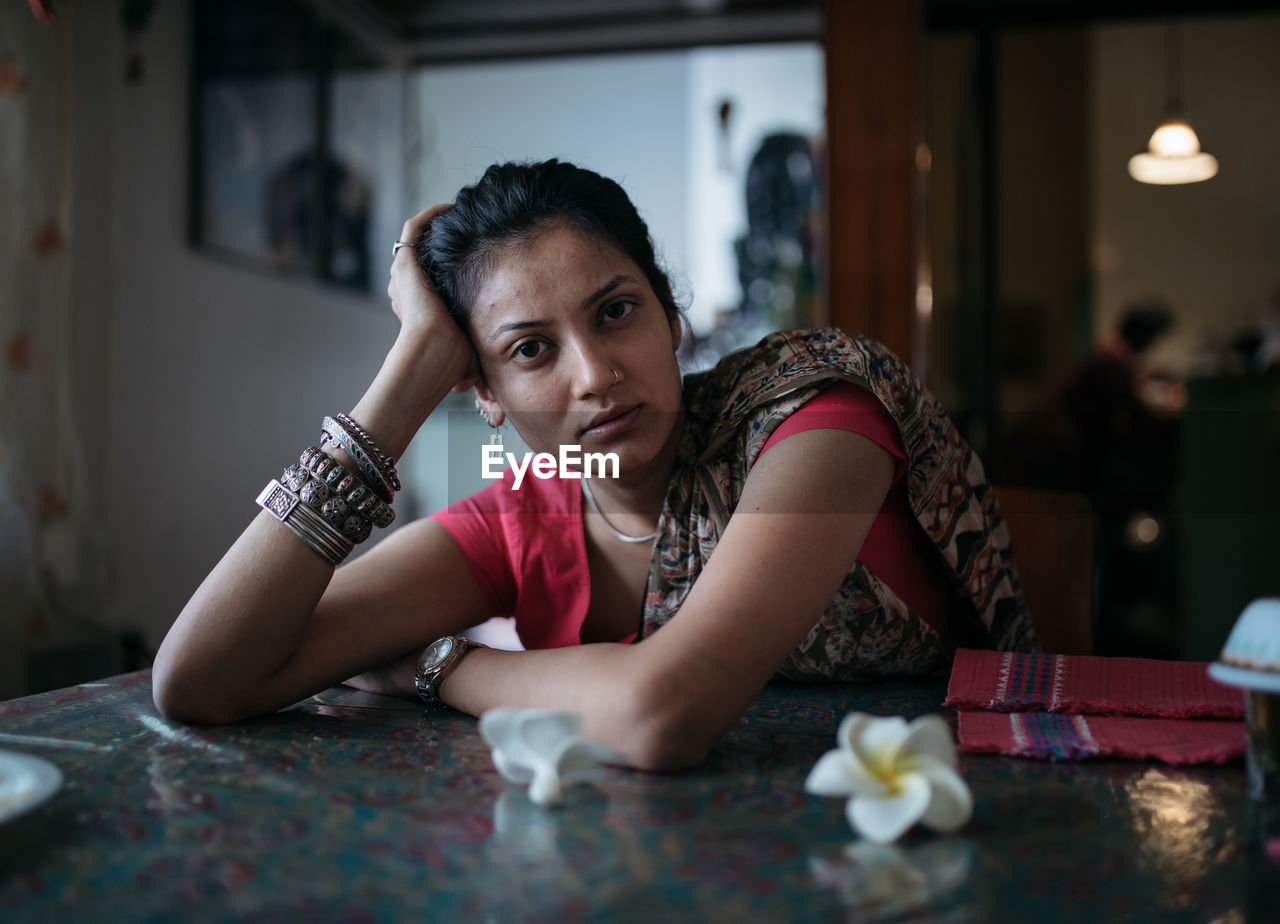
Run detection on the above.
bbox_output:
[414,636,486,707]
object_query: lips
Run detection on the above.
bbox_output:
[581,404,640,437]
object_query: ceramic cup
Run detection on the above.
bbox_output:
[1208,598,1280,800]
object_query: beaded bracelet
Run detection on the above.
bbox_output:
[293,448,396,531]
[302,450,386,529]
[257,480,353,566]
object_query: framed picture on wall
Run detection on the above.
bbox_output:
[188,0,403,295]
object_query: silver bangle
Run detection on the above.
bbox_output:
[288,513,349,565]
[321,416,398,502]
[257,480,353,566]
[335,413,401,493]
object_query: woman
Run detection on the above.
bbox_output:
[153,160,1035,770]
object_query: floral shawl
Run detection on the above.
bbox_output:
[640,328,1038,679]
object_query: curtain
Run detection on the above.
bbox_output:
[0,3,111,698]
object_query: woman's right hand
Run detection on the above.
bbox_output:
[389,204,480,392]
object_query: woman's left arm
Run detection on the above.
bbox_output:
[439,427,897,771]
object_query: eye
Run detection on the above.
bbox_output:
[512,339,549,361]
[602,300,636,322]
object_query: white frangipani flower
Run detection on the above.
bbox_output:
[805,712,973,844]
[479,708,620,807]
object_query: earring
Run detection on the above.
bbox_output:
[476,398,502,443]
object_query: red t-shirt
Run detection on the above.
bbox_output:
[757,381,954,643]
[432,381,954,650]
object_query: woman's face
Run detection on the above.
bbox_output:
[467,222,684,479]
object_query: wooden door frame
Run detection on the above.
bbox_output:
[824,0,926,372]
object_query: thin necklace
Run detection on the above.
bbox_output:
[580,478,659,543]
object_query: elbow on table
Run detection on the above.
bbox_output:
[150,660,253,726]
[618,678,716,772]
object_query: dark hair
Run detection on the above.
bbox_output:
[419,159,682,328]
[1118,300,1174,354]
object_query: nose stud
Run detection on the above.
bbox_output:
[612,368,620,385]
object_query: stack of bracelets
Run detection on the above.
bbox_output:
[255,413,401,566]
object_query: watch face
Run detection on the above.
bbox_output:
[421,637,454,671]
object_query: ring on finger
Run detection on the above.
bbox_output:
[392,240,413,257]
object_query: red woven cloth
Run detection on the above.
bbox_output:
[944,648,1244,718]
[957,711,1245,764]
[946,649,1246,763]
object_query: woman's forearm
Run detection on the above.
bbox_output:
[155,204,481,723]
[437,641,716,771]
[346,328,462,461]
[153,515,335,720]
[154,329,463,722]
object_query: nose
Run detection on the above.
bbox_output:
[567,338,616,399]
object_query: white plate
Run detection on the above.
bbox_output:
[0,750,63,824]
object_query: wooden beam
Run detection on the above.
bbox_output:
[824,0,924,370]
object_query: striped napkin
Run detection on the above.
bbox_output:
[946,649,1246,764]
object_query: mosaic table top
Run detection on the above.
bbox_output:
[1,671,1275,922]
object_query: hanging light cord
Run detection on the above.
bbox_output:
[1165,21,1183,115]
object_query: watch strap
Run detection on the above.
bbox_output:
[414,636,486,708]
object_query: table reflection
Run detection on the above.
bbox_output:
[1127,770,1227,890]
[809,840,975,921]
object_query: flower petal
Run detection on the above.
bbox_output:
[490,748,535,784]
[806,748,892,798]
[527,764,563,806]
[805,749,860,796]
[837,713,873,752]
[478,708,524,750]
[899,752,964,788]
[902,714,959,769]
[904,756,973,833]
[850,716,911,777]
[517,711,583,754]
[834,715,879,781]
[555,740,620,783]
[483,710,547,775]
[847,773,932,844]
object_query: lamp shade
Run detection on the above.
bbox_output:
[1128,117,1219,185]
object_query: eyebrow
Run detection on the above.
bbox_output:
[580,274,634,312]
[490,318,548,342]
[488,274,638,344]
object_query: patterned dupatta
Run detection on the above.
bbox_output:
[640,329,1038,679]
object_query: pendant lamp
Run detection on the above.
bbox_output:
[1128,23,1218,185]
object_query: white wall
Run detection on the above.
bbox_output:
[1092,15,1280,375]
[413,52,691,300]
[104,0,406,650]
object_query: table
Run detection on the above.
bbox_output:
[1,671,1275,922]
